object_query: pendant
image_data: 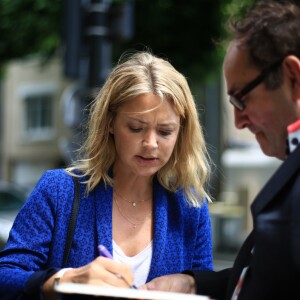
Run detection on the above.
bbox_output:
[132,202,136,207]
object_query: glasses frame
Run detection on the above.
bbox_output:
[229,59,283,111]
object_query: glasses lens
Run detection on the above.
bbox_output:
[229,96,245,111]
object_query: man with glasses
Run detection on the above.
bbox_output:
[141,1,300,299]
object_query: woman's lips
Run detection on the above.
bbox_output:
[135,155,159,165]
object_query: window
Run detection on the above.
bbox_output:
[19,84,56,141]
[25,94,53,133]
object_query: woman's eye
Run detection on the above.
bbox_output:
[129,126,142,133]
[159,130,172,137]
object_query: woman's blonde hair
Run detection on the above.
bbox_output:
[67,51,211,206]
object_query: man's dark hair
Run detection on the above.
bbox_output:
[227,0,300,88]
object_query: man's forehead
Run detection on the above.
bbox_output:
[224,42,256,92]
[224,42,251,70]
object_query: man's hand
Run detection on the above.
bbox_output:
[139,274,196,294]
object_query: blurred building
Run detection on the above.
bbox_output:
[0,56,74,192]
[0,0,133,192]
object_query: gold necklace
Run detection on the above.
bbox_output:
[114,190,150,207]
[114,195,152,229]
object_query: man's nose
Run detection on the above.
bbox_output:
[234,107,249,129]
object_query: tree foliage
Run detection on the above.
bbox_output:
[0,0,62,62]
[116,0,255,81]
[0,0,255,80]
[117,0,225,81]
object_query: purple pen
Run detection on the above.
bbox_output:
[97,244,138,289]
[98,244,113,259]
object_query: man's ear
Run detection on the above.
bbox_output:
[284,55,300,99]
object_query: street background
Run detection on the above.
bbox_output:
[0,0,281,268]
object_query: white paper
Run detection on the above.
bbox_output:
[55,283,210,300]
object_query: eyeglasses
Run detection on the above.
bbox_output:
[229,59,283,111]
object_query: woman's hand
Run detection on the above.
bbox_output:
[42,257,134,299]
[63,256,134,286]
[139,274,196,294]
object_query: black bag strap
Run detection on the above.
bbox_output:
[62,176,80,267]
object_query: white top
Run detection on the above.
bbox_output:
[113,240,152,287]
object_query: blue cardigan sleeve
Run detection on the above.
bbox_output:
[192,200,213,270]
[0,169,73,298]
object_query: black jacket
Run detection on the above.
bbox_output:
[190,144,300,300]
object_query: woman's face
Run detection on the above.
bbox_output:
[110,93,180,178]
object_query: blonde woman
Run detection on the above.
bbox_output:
[0,51,213,299]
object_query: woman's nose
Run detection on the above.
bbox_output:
[142,131,158,148]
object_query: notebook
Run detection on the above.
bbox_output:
[55,283,210,300]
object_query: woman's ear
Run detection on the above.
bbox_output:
[109,118,114,134]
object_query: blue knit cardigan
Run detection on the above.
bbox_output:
[0,169,213,297]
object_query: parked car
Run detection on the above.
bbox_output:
[0,181,28,249]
